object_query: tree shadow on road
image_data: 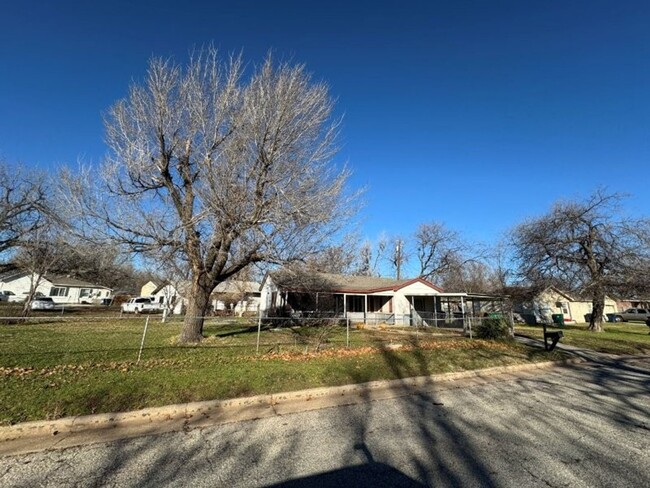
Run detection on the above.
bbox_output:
[1,343,649,487]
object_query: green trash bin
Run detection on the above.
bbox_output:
[551,314,564,326]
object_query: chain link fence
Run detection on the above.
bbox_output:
[0,303,514,367]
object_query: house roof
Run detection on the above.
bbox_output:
[0,270,111,290]
[0,270,30,283]
[214,281,260,294]
[45,274,112,290]
[151,280,261,297]
[267,270,444,294]
[503,285,617,304]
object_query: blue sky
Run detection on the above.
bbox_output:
[1,1,649,253]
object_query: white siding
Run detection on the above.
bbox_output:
[0,275,53,297]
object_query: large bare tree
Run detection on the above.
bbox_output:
[511,190,650,331]
[0,161,47,257]
[65,49,352,342]
[415,222,464,280]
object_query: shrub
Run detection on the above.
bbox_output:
[474,318,510,340]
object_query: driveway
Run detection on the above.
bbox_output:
[1,356,649,487]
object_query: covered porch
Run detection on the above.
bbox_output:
[285,289,508,328]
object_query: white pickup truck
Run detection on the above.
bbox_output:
[121,297,161,314]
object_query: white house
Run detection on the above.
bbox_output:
[140,280,261,315]
[0,271,113,304]
[506,285,618,324]
[259,270,503,326]
[212,280,261,314]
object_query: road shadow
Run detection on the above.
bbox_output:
[1,342,649,487]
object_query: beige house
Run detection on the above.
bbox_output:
[509,286,618,324]
[140,281,158,297]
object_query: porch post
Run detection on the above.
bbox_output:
[343,293,347,319]
[461,296,466,333]
[364,294,368,325]
[434,296,439,328]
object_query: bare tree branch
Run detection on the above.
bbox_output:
[511,190,650,331]
[62,47,356,342]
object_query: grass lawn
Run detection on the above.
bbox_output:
[515,322,650,355]
[1,315,566,425]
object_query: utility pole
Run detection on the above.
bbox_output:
[395,240,402,280]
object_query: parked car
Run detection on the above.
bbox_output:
[8,291,45,303]
[0,290,16,302]
[121,297,161,314]
[614,308,650,322]
[30,297,56,311]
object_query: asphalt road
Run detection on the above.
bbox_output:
[1,356,649,487]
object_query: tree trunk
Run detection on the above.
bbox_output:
[588,290,605,332]
[180,279,213,343]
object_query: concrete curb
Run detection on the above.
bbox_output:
[0,358,583,457]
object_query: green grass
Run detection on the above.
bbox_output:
[515,322,650,355]
[1,315,566,425]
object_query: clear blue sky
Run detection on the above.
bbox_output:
[1,1,649,249]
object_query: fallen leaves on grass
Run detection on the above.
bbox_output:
[0,358,191,379]
[1,339,518,376]
[258,339,515,362]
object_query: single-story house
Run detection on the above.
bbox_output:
[260,269,506,326]
[212,281,261,313]
[140,280,158,298]
[0,271,113,304]
[506,285,618,324]
[140,280,261,315]
[615,297,650,312]
[145,282,185,314]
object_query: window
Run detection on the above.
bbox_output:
[347,295,365,312]
[638,309,647,314]
[560,302,569,315]
[50,287,68,297]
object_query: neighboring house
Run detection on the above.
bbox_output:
[141,280,261,315]
[140,281,158,298]
[259,270,504,326]
[615,298,650,312]
[212,281,261,314]
[506,285,618,324]
[141,281,186,314]
[0,271,113,304]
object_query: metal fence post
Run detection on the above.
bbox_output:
[256,310,262,355]
[346,317,350,348]
[137,316,150,363]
